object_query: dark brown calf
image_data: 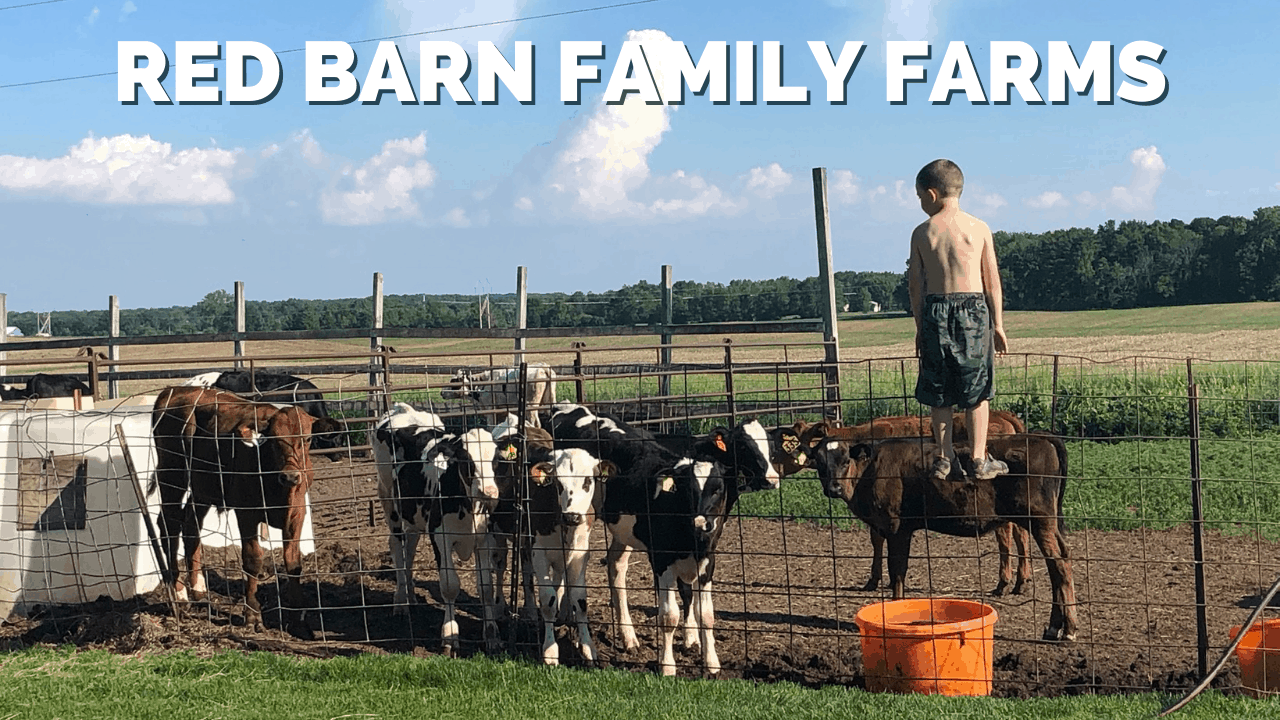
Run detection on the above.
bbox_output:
[151,386,316,638]
[789,410,1036,596]
[810,433,1078,642]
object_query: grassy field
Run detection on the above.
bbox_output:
[736,434,1280,538]
[0,647,1272,720]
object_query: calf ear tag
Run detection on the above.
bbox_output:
[653,475,676,498]
[531,465,552,486]
[499,443,518,461]
[238,426,263,448]
[795,451,808,466]
[714,435,727,452]
[781,433,800,455]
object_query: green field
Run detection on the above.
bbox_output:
[0,647,1271,720]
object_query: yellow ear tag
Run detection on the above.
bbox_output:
[714,436,727,452]
[499,444,518,461]
[660,476,675,493]
[795,451,807,465]
[532,466,551,486]
[782,434,800,455]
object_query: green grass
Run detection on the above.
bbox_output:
[736,434,1280,539]
[0,647,1272,720]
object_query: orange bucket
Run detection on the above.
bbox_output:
[1230,619,1280,697]
[855,598,998,696]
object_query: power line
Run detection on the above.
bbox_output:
[0,0,662,90]
[0,0,65,11]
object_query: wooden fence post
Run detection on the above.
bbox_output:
[233,281,246,369]
[724,339,737,427]
[659,265,673,399]
[812,167,842,422]
[108,295,120,399]
[370,272,384,409]
[1,292,7,381]
[514,266,527,368]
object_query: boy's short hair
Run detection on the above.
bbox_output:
[916,159,964,198]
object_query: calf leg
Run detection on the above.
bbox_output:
[695,578,719,676]
[280,505,314,640]
[886,531,914,600]
[566,539,597,663]
[234,513,265,633]
[993,522,1014,596]
[433,534,461,656]
[679,579,699,649]
[387,510,419,614]
[863,526,885,592]
[475,532,501,653]
[182,502,211,601]
[655,568,682,677]
[605,537,640,650]
[1030,517,1078,642]
[532,542,560,665]
[1014,523,1033,595]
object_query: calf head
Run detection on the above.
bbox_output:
[698,420,781,492]
[769,420,815,477]
[377,424,448,497]
[439,369,476,401]
[492,426,554,497]
[431,428,500,506]
[807,433,871,502]
[240,405,316,488]
[530,449,615,527]
[654,460,731,543]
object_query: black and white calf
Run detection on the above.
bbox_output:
[488,414,555,621]
[441,363,558,427]
[548,403,735,676]
[373,403,501,653]
[526,449,614,665]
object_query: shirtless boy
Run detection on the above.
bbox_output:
[908,159,1009,480]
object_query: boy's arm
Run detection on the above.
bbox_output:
[908,230,925,354]
[980,230,1008,353]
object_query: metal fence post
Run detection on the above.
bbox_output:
[1050,354,1061,434]
[1187,360,1208,678]
[574,350,584,404]
[1,292,7,381]
[515,266,527,368]
[370,272,384,412]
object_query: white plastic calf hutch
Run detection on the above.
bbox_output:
[0,397,315,619]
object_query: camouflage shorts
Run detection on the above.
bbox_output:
[914,293,993,410]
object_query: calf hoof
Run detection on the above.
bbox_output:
[860,578,881,592]
[1010,581,1027,596]
[990,582,1008,597]
[1042,625,1077,642]
[286,620,316,641]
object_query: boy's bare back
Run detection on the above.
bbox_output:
[911,207,994,295]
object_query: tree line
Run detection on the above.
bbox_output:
[5,206,1278,337]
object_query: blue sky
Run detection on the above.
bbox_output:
[1,0,1277,313]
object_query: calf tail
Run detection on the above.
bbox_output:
[1051,434,1069,536]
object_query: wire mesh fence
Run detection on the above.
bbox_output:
[1,342,1278,698]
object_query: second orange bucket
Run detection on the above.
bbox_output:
[855,598,998,696]
[1230,618,1280,697]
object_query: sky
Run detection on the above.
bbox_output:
[1,0,1278,313]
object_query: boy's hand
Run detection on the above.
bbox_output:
[993,326,1009,355]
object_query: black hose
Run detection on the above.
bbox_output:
[1159,572,1280,715]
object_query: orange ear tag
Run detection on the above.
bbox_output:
[714,436,727,452]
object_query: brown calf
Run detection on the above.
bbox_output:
[151,386,316,638]
[810,433,1078,642]
[784,410,1036,596]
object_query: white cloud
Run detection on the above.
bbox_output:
[381,0,527,54]
[538,29,738,221]
[260,144,280,159]
[968,189,1007,215]
[442,207,471,228]
[1108,145,1165,213]
[320,133,436,225]
[77,6,100,36]
[830,170,862,205]
[119,1,136,21]
[293,129,326,166]
[1272,182,1279,192]
[1024,190,1068,209]
[892,179,914,206]
[1075,191,1099,207]
[514,196,533,211]
[883,0,943,42]
[744,163,793,199]
[0,133,237,205]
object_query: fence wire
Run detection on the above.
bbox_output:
[1,344,1278,698]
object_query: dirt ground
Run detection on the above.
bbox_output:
[4,453,1278,698]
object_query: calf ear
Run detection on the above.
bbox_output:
[805,421,830,448]
[530,462,554,486]
[595,460,618,480]
[653,470,677,499]
[850,443,873,464]
[237,425,263,447]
